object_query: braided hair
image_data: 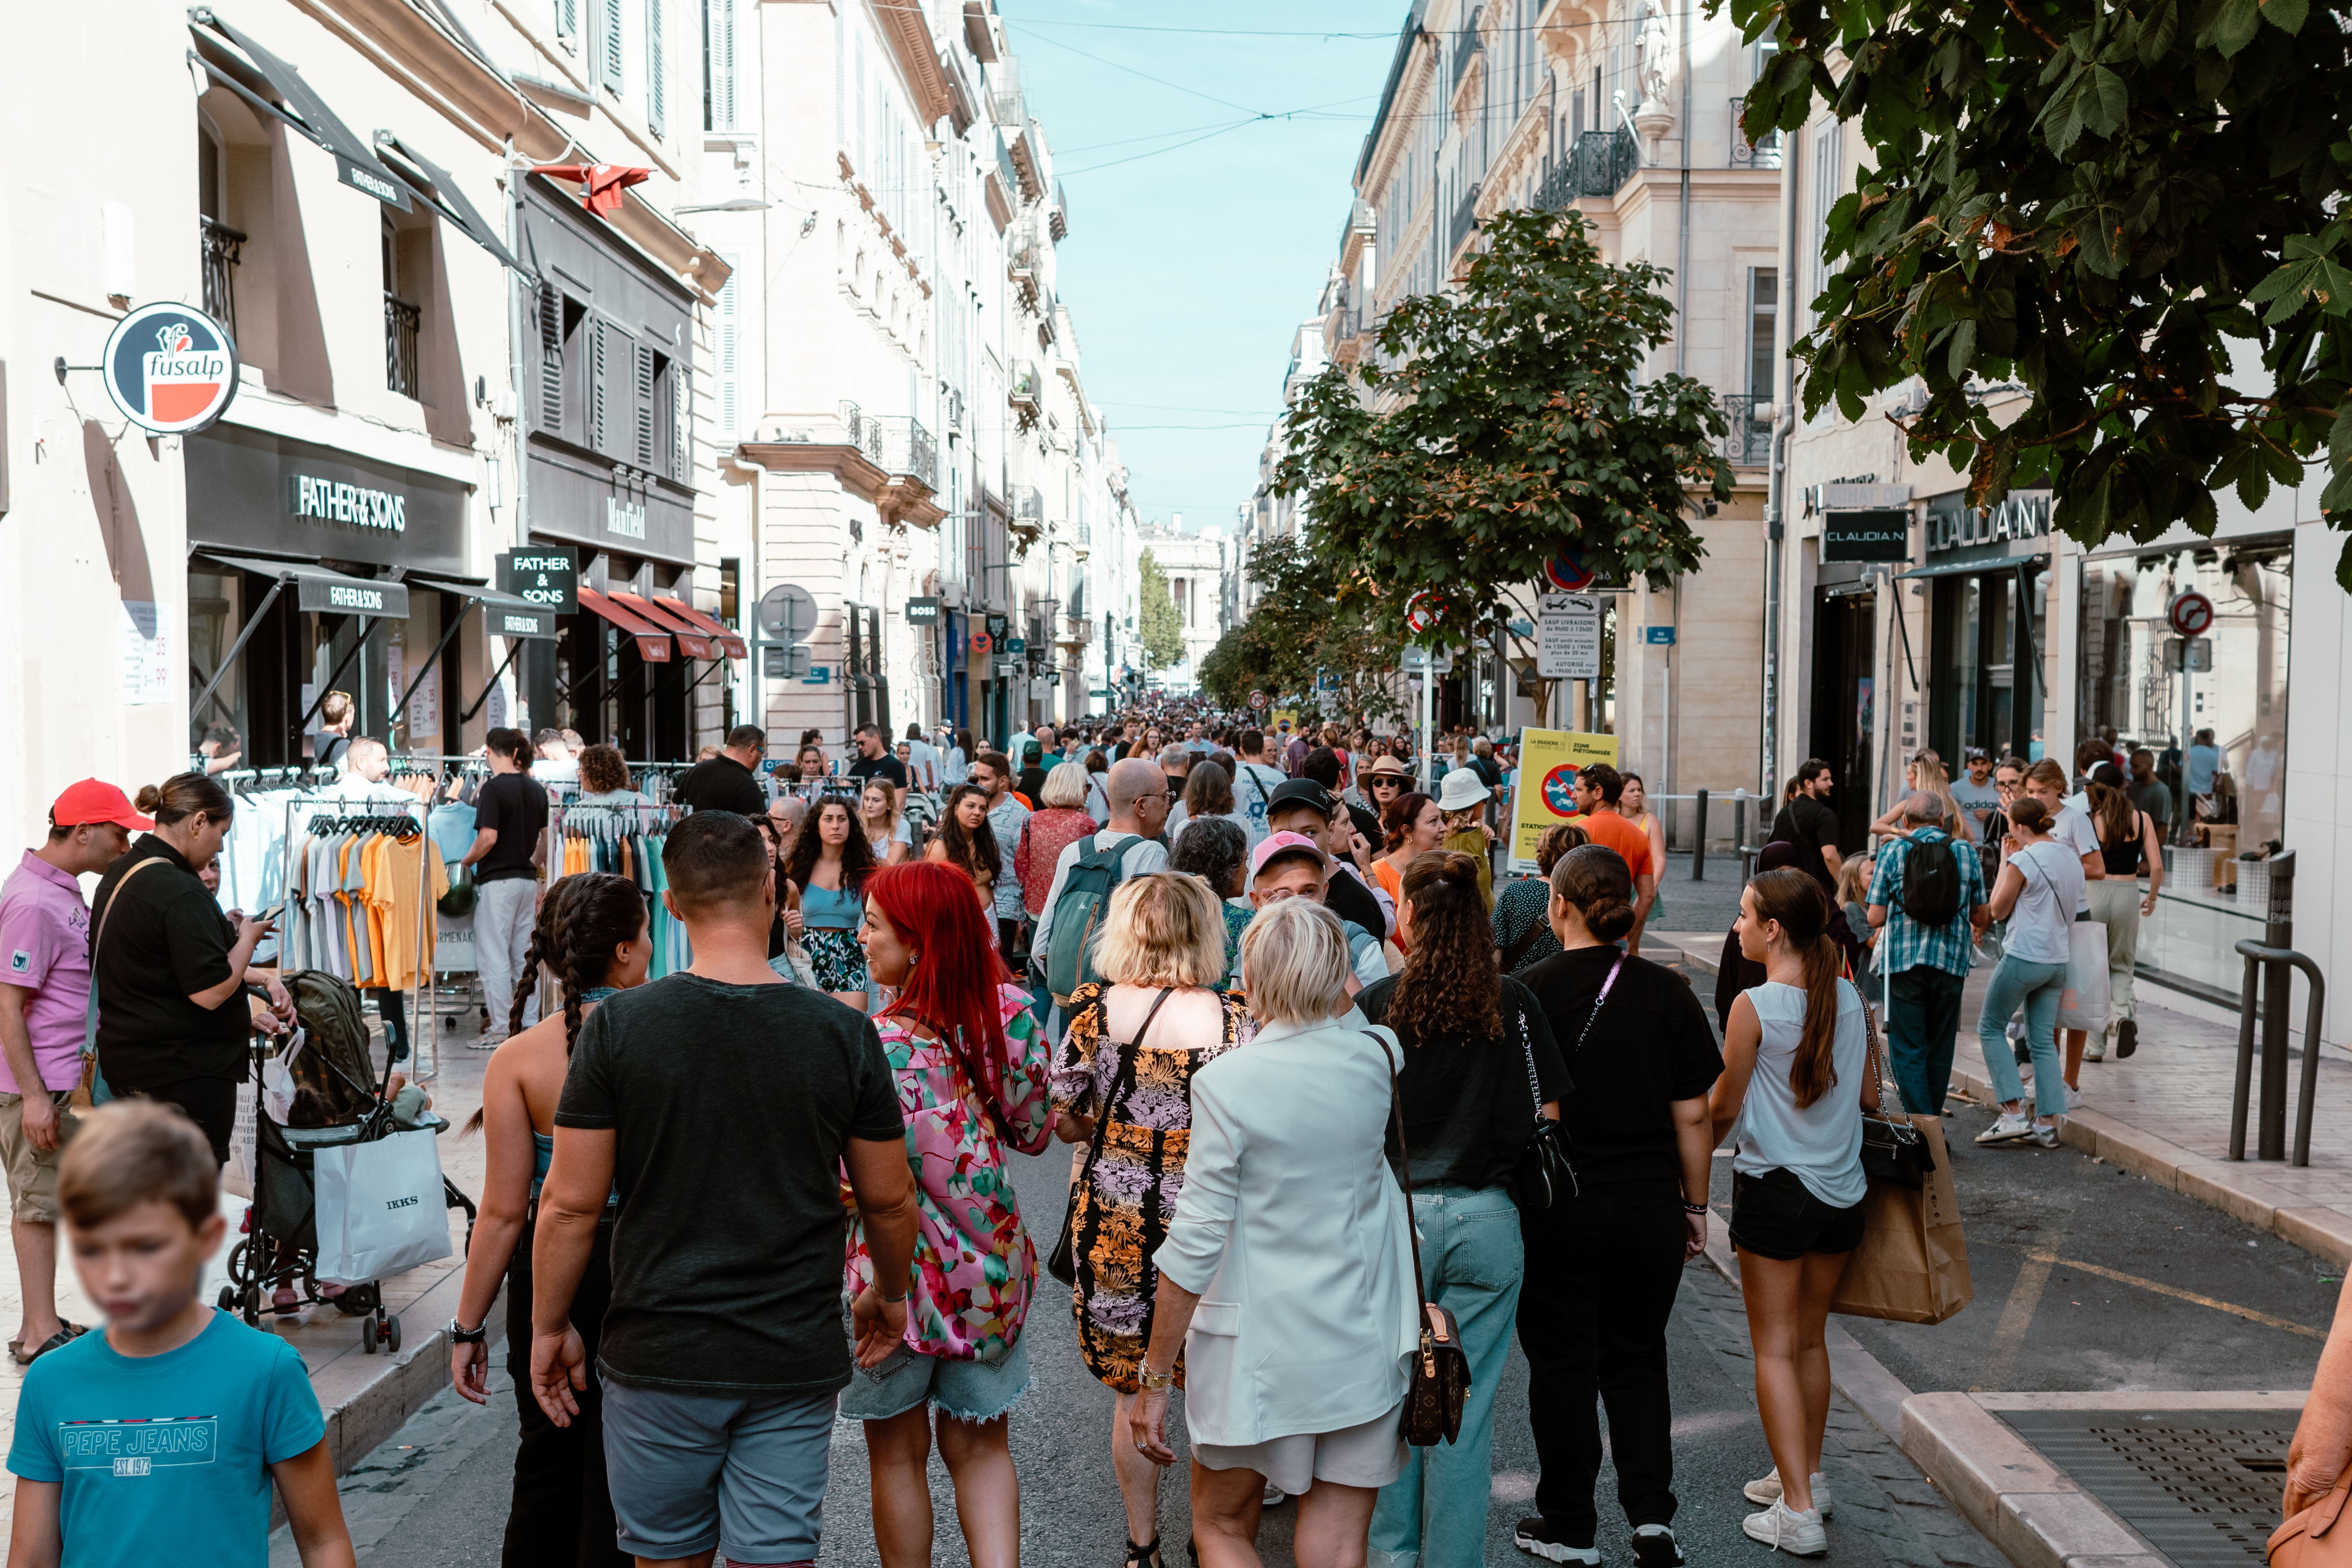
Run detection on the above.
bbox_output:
[468,872,647,1134]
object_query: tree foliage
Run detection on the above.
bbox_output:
[1136,549,1184,669]
[1733,0,2352,581]
[1271,209,1734,649]
[1197,535,1404,719]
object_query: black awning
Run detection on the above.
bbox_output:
[194,551,410,619]
[376,136,528,271]
[1894,552,2051,581]
[403,574,558,639]
[187,8,412,211]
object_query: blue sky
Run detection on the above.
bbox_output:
[999,3,1406,533]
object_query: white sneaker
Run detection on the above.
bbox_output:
[2031,1121,2061,1148]
[2064,1084,2084,1111]
[1744,1471,1834,1518]
[1976,1112,2035,1145]
[1262,1482,1286,1507]
[1742,1499,1828,1555]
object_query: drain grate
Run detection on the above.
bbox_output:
[2000,1409,2296,1568]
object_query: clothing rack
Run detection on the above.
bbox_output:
[276,794,444,1084]
[546,802,696,979]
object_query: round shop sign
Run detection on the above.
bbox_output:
[971,631,993,654]
[1541,763,1583,817]
[101,301,240,434]
[2167,591,2214,639]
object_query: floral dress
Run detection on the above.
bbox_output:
[1050,982,1254,1391]
[844,983,1053,1360]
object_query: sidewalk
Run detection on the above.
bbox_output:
[1656,931,2352,1265]
[0,1006,496,1538]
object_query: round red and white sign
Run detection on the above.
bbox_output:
[1250,690,1268,709]
[1405,590,1446,637]
[2168,592,2214,639]
[971,631,993,654]
[101,301,240,435]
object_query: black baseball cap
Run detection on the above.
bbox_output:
[1266,778,1338,817]
[1345,801,1383,845]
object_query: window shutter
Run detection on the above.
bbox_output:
[709,0,734,130]
[716,260,739,440]
[588,320,609,452]
[645,0,665,137]
[634,342,657,467]
[537,283,564,432]
[556,0,576,38]
[600,0,625,91]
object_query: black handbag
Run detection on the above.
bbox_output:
[1515,1007,1577,1209]
[1857,991,1933,1190]
[1047,988,1173,1286]
[1373,1031,1471,1447]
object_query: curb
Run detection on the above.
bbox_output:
[1698,1214,1912,1440]
[315,1270,505,1475]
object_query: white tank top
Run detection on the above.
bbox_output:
[1732,979,1868,1209]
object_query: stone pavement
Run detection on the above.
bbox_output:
[1657,931,2352,1264]
[0,998,494,1539]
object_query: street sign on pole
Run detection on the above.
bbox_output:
[758,583,818,643]
[1401,646,1455,674]
[1250,690,1268,709]
[1539,594,1602,678]
[1644,626,1678,646]
[2168,591,2215,639]
[2164,637,2213,673]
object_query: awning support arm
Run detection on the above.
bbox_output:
[388,596,477,732]
[460,638,526,724]
[1889,570,1919,693]
[186,574,287,726]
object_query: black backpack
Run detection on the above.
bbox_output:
[1898,834,1962,926]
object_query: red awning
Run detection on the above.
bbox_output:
[532,163,651,217]
[610,591,715,660]
[654,595,749,659]
[576,586,672,662]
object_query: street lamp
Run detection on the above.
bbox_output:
[674,197,771,214]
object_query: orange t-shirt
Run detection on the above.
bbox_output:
[1574,810,1654,882]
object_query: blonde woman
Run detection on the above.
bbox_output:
[860,778,912,865]
[1870,752,1977,846]
[1051,872,1254,1568]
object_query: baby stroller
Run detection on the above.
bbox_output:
[218,971,477,1356]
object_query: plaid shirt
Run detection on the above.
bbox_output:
[1866,828,1986,978]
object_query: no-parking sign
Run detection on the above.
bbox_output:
[1507,728,1620,872]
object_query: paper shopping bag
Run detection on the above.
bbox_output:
[2056,921,2111,1034]
[310,1129,452,1286]
[1832,1114,1973,1325]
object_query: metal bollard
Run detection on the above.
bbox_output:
[1692,788,1709,882]
[2229,934,2328,1167]
[1733,790,1748,878]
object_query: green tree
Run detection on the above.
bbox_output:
[1273,209,1733,650]
[1198,623,1274,709]
[1136,549,1184,669]
[1734,0,2352,579]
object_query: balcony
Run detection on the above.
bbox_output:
[1048,180,1068,242]
[384,293,421,399]
[1008,224,1041,309]
[1730,99,1783,169]
[840,402,937,489]
[1008,485,1044,545]
[1452,6,1484,97]
[1059,612,1093,646]
[1532,128,1640,209]
[200,217,244,336]
[1008,360,1041,431]
[1722,392,1774,466]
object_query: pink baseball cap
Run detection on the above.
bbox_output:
[1250,830,1326,882]
[51,779,152,832]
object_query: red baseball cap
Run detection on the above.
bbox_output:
[51,780,152,832]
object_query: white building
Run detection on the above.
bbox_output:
[1138,519,1235,693]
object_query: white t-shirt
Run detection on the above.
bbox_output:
[2004,841,2086,963]
[1231,761,1287,848]
[905,739,939,791]
[2046,803,2099,913]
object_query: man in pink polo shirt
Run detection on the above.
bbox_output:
[0,780,146,1363]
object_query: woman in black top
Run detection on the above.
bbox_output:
[2083,764,2163,1059]
[91,774,286,1162]
[1515,845,1726,1568]
[1357,851,1566,1568]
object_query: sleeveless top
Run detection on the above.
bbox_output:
[1731,979,1868,1209]
[800,878,865,930]
[531,986,619,1205]
[2097,810,2143,876]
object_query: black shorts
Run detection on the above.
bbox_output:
[1729,1167,1865,1262]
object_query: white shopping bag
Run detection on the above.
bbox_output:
[310,1129,453,1286]
[222,1090,258,1202]
[2056,922,2111,1034]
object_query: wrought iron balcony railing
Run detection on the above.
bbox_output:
[201,217,244,336]
[1532,128,1639,209]
[1729,100,1783,169]
[384,294,421,399]
[1722,391,1775,466]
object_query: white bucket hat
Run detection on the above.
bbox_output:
[1437,767,1491,811]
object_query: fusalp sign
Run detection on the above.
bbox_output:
[101,302,239,434]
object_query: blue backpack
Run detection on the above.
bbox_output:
[1044,835,1142,1007]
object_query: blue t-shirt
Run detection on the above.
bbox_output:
[7,1311,325,1567]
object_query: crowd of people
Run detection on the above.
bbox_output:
[1,688,2188,1568]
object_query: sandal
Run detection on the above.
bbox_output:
[9,1322,87,1365]
[1124,1537,1164,1568]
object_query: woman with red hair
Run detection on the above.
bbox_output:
[844,860,1054,1568]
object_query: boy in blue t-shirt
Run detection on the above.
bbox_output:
[6,1101,354,1568]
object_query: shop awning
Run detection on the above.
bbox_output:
[405,574,558,640]
[608,591,714,659]
[1894,551,2050,581]
[653,596,749,659]
[195,551,409,618]
[187,10,413,211]
[374,135,528,272]
[576,586,672,662]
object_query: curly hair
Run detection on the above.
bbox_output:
[1384,850,1504,1045]
[578,743,632,794]
[467,872,647,1132]
[934,783,1002,884]
[784,794,879,895]
[1171,816,1249,898]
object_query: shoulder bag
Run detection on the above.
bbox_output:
[1515,976,1586,1209]
[1047,987,1173,1286]
[78,855,168,1107]
[2271,1466,2352,1568]
[1373,1031,1471,1447]
[1857,988,1932,1188]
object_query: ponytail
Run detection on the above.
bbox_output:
[1746,867,1845,1110]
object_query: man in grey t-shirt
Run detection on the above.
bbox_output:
[970,751,1031,955]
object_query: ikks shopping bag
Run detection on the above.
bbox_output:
[310,1128,453,1286]
[1831,1023,1974,1325]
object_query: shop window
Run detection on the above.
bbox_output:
[718,558,739,626]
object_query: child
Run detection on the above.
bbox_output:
[6,1101,356,1568]
[1836,853,1879,986]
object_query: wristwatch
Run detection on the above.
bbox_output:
[1138,1364,1175,1391]
[447,1319,488,1345]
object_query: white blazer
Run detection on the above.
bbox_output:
[1153,1013,1419,1447]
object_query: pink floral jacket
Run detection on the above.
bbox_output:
[844,983,1054,1360]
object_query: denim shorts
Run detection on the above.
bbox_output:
[834,1328,1033,1424]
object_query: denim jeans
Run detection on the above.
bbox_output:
[1886,965,1966,1116]
[1369,1184,1524,1568]
[1978,955,2070,1118]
